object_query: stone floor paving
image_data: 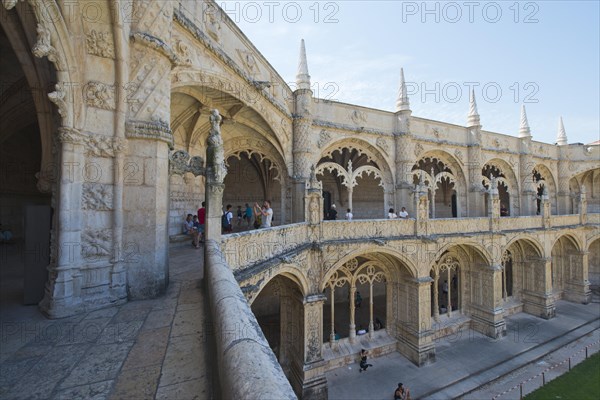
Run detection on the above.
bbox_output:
[0,247,214,400]
[327,301,600,400]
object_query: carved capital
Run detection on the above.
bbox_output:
[125,120,173,148]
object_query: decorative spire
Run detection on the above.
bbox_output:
[395,68,410,112]
[557,117,568,146]
[519,105,531,138]
[467,89,480,127]
[296,39,311,90]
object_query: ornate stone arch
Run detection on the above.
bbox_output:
[551,233,583,253]
[316,138,395,187]
[431,241,493,269]
[533,163,558,211]
[412,150,468,217]
[482,158,520,211]
[505,236,545,259]
[320,247,417,292]
[224,136,289,181]
[171,69,291,158]
[247,267,309,306]
[3,1,83,129]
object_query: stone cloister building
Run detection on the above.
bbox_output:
[1,1,599,398]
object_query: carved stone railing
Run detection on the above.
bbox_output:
[221,223,309,271]
[204,240,296,399]
[428,217,490,235]
[221,214,599,272]
[321,219,414,241]
[498,216,543,231]
[551,214,585,227]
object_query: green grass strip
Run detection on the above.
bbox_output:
[524,352,600,400]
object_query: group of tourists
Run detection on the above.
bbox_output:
[221,201,273,232]
[325,204,410,221]
[183,200,274,246]
[182,202,206,249]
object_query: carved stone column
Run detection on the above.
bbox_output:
[488,177,501,232]
[396,277,436,366]
[349,285,357,343]
[289,294,328,400]
[519,138,536,216]
[470,264,506,339]
[557,145,571,215]
[542,189,551,229]
[522,257,555,319]
[579,187,588,224]
[205,110,227,243]
[563,251,591,304]
[39,128,86,318]
[393,128,414,216]
[414,180,429,236]
[291,81,314,222]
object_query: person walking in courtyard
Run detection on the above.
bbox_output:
[394,383,410,400]
[359,349,373,372]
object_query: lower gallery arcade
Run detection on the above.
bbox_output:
[245,234,598,395]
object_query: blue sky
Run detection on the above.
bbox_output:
[219,1,599,145]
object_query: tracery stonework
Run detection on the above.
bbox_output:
[4,2,597,398]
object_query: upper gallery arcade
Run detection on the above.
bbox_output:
[1,0,598,343]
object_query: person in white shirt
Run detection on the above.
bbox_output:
[346,208,353,221]
[254,200,273,228]
[388,208,398,219]
[398,207,409,219]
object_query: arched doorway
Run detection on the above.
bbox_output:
[0,18,56,307]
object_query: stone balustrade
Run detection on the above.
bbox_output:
[221,223,309,271]
[204,240,297,399]
[221,214,599,272]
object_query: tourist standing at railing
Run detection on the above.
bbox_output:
[388,208,398,219]
[327,204,338,220]
[398,207,409,219]
[346,208,353,221]
[254,200,273,228]
[244,203,253,228]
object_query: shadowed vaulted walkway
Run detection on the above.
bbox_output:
[0,246,213,400]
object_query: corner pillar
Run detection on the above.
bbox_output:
[470,265,506,339]
[563,251,591,304]
[522,258,556,319]
[396,277,436,366]
[290,294,328,400]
